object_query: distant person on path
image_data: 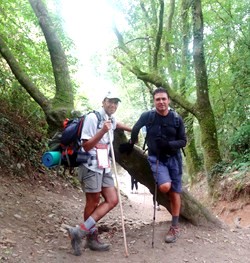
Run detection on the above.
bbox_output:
[131,176,138,194]
[152,195,161,211]
[67,91,131,256]
[119,87,187,243]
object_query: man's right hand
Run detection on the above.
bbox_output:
[102,120,112,133]
[119,140,134,155]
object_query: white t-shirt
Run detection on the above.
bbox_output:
[80,108,117,173]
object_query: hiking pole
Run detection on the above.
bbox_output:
[152,157,159,248]
[107,117,129,257]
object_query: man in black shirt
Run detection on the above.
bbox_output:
[120,87,187,243]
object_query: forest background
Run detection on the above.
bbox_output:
[0,0,249,223]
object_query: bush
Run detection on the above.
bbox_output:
[229,122,250,165]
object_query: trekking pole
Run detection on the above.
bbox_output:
[107,117,129,257]
[152,157,159,248]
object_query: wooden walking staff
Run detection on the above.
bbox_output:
[107,116,129,257]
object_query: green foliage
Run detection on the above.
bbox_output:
[0,0,80,101]
[208,160,229,179]
[0,81,47,133]
[109,0,249,180]
[229,123,250,165]
[0,0,54,95]
[209,149,249,186]
[202,0,250,170]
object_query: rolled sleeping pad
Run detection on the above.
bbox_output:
[42,151,61,167]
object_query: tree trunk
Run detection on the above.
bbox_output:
[114,130,224,227]
[28,0,74,110]
[179,0,201,182]
[0,0,75,135]
[191,0,222,172]
[185,115,202,184]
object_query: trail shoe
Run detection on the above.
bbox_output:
[85,230,110,251]
[67,226,89,256]
[165,226,181,243]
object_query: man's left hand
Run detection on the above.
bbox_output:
[155,137,169,150]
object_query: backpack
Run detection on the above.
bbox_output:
[47,110,102,170]
[142,109,180,151]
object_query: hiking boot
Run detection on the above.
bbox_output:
[85,230,110,251]
[165,226,180,243]
[67,226,89,256]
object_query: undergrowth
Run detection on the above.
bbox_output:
[208,160,250,201]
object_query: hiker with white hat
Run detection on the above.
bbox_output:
[67,91,131,256]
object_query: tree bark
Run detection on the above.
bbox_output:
[180,0,202,182]
[114,130,224,227]
[191,0,222,171]
[183,113,202,184]
[0,0,75,134]
[29,0,74,109]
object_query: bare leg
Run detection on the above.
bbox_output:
[90,186,118,222]
[83,188,117,252]
[169,191,181,216]
[84,192,101,220]
[165,191,181,243]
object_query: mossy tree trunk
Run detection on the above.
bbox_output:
[179,1,202,182]
[191,0,221,172]
[0,0,74,135]
[184,115,202,184]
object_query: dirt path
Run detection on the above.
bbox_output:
[118,169,171,224]
[0,171,250,263]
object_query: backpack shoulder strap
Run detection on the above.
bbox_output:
[170,109,185,155]
[76,115,86,139]
[142,110,156,150]
[146,109,156,129]
[77,110,102,137]
[92,110,102,129]
[170,108,180,128]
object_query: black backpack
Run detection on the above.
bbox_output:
[48,110,102,169]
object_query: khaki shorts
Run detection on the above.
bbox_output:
[78,165,114,193]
